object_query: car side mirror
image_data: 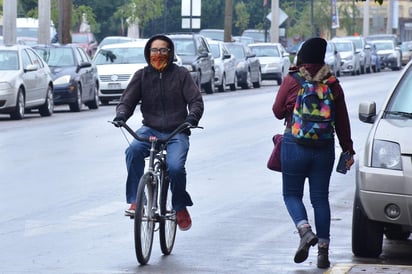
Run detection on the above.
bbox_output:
[359,101,376,123]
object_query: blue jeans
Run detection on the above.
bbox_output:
[125,126,193,211]
[281,132,335,242]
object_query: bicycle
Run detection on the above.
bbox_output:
[110,120,202,265]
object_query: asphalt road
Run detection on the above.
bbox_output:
[1,71,412,274]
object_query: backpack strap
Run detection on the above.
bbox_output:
[291,71,305,86]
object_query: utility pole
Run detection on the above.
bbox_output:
[224,0,232,42]
[38,0,51,44]
[58,0,72,44]
[270,0,279,43]
[363,0,370,36]
[3,0,17,46]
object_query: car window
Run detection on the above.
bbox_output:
[77,47,90,63]
[386,69,412,113]
[94,47,145,65]
[0,50,19,70]
[250,46,280,57]
[72,34,88,43]
[226,44,245,59]
[209,44,220,58]
[198,37,209,54]
[26,48,44,68]
[36,47,74,67]
[174,39,195,56]
[334,42,352,52]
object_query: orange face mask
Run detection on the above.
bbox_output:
[150,54,169,72]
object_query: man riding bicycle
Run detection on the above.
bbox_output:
[113,34,204,231]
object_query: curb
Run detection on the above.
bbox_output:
[325,264,412,274]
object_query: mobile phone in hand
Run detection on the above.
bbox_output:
[336,151,351,174]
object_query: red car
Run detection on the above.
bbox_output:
[71,32,98,57]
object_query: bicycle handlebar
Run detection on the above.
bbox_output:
[109,120,203,144]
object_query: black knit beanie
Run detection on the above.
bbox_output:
[297,37,327,65]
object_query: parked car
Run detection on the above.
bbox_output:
[168,33,215,94]
[92,41,147,105]
[232,36,255,46]
[331,39,361,75]
[366,34,401,46]
[208,40,237,92]
[241,29,270,43]
[353,60,412,258]
[224,42,261,89]
[199,29,227,41]
[0,44,54,120]
[248,42,290,85]
[33,44,100,112]
[338,36,372,74]
[367,42,381,72]
[325,40,341,76]
[370,40,402,71]
[98,36,137,50]
[400,41,412,65]
[72,32,98,57]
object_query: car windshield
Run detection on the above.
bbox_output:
[173,39,196,56]
[374,41,394,51]
[200,30,224,41]
[209,44,221,58]
[35,47,75,67]
[16,27,38,38]
[0,51,19,70]
[334,42,352,52]
[225,44,245,59]
[94,47,145,65]
[385,66,412,118]
[250,46,280,57]
[72,34,89,43]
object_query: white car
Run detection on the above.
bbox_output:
[372,40,402,71]
[93,41,147,105]
[249,42,290,85]
[331,39,361,76]
[208,40,237,92]
[0,45,54,120]
[325,41,341,76]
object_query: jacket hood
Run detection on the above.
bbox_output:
[144,34,175,68]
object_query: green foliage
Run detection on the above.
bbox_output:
[72,5,98,33]
[234,1,249,33]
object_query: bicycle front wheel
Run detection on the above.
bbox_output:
[159,175,177,255]
[134,173,156,265]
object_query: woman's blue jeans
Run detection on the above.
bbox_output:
[281,132,335,241]
[125,126,193,211]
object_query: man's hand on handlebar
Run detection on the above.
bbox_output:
[112,114,126,127]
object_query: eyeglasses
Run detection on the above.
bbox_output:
[150,48,170,54]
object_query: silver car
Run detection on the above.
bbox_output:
[353,60,412,258]
[0,45,54,120]
[208,40,237,92]
[249,42,290,86]
[332,39,361,76]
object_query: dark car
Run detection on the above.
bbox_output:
[167,33,215,94]
[224,42,261,89]
[34,44,100,112]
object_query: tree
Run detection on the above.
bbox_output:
[234,1,249,35]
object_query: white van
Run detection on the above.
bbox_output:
[16,18,57,41]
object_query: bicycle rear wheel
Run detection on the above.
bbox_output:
[159,175,177,255]
[134,173,155,265]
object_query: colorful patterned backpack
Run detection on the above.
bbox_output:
[291,72,336,146]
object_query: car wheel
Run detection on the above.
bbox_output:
[10,88,25,120]
[69,85,82,112]
[229,75,237,91]
[252,70,261,88]
[352,191,383,258]
[38,85,54,117]
[218,74,226,92]
[241,70,252,89]
[203,72,214,94]
[87,84,99,110]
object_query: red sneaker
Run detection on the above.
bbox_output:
[176,208,192,231]
[125,203,136,217]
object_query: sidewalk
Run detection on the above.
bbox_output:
[326,264,412,274]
